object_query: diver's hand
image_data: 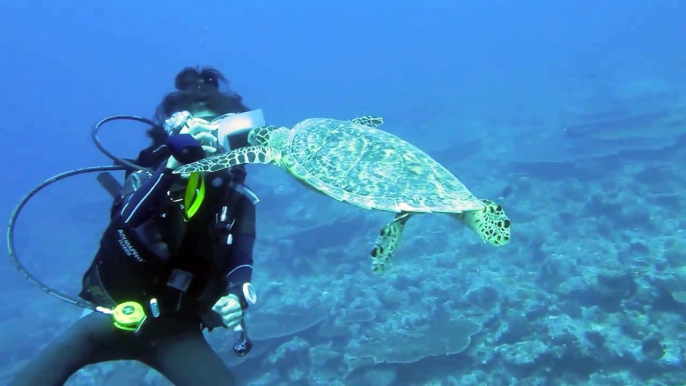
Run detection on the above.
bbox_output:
[165,133,218,171]
[212,294,244,329]
[164,112,218,155]
[165,134,204,170]
[181,117,219,154]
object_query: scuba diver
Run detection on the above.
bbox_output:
[9,66,264,386]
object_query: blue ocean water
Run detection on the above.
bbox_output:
[0,1,685,385]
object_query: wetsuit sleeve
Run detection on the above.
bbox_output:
[111,163,180,227]
[225,194,256,301]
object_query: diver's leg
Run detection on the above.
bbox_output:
[144,328,236,386]
[9,312,135,386]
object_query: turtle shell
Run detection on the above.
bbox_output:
[280,118,485,213]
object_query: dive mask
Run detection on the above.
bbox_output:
[212,109,266,152]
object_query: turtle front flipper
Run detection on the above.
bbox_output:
[351,116,384,128]
[371,212,413,273]
[173,146,278,174]
[451,199,511,246]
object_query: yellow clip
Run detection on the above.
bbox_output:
[184,172,206,221]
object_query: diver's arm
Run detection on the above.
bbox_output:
[112,162,180,227]
[112,133,206,227]
[225,195,257,306]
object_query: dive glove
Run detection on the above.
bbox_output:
[166,134,206,166]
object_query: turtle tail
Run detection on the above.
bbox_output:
[371,212,412,273]
[453,199,511,246]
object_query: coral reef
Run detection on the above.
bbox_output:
[4,84,686,385]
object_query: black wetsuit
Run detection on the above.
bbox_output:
[10,145,258,386]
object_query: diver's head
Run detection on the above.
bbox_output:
[174,66,225,90]
[148,66,250,146]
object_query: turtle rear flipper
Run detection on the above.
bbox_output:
[174,146,278,174]
[452,199,511,246]
[371,212,412,273]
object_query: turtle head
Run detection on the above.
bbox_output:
[248,125,291,150]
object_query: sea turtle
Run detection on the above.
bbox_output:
[174,116,511,273]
